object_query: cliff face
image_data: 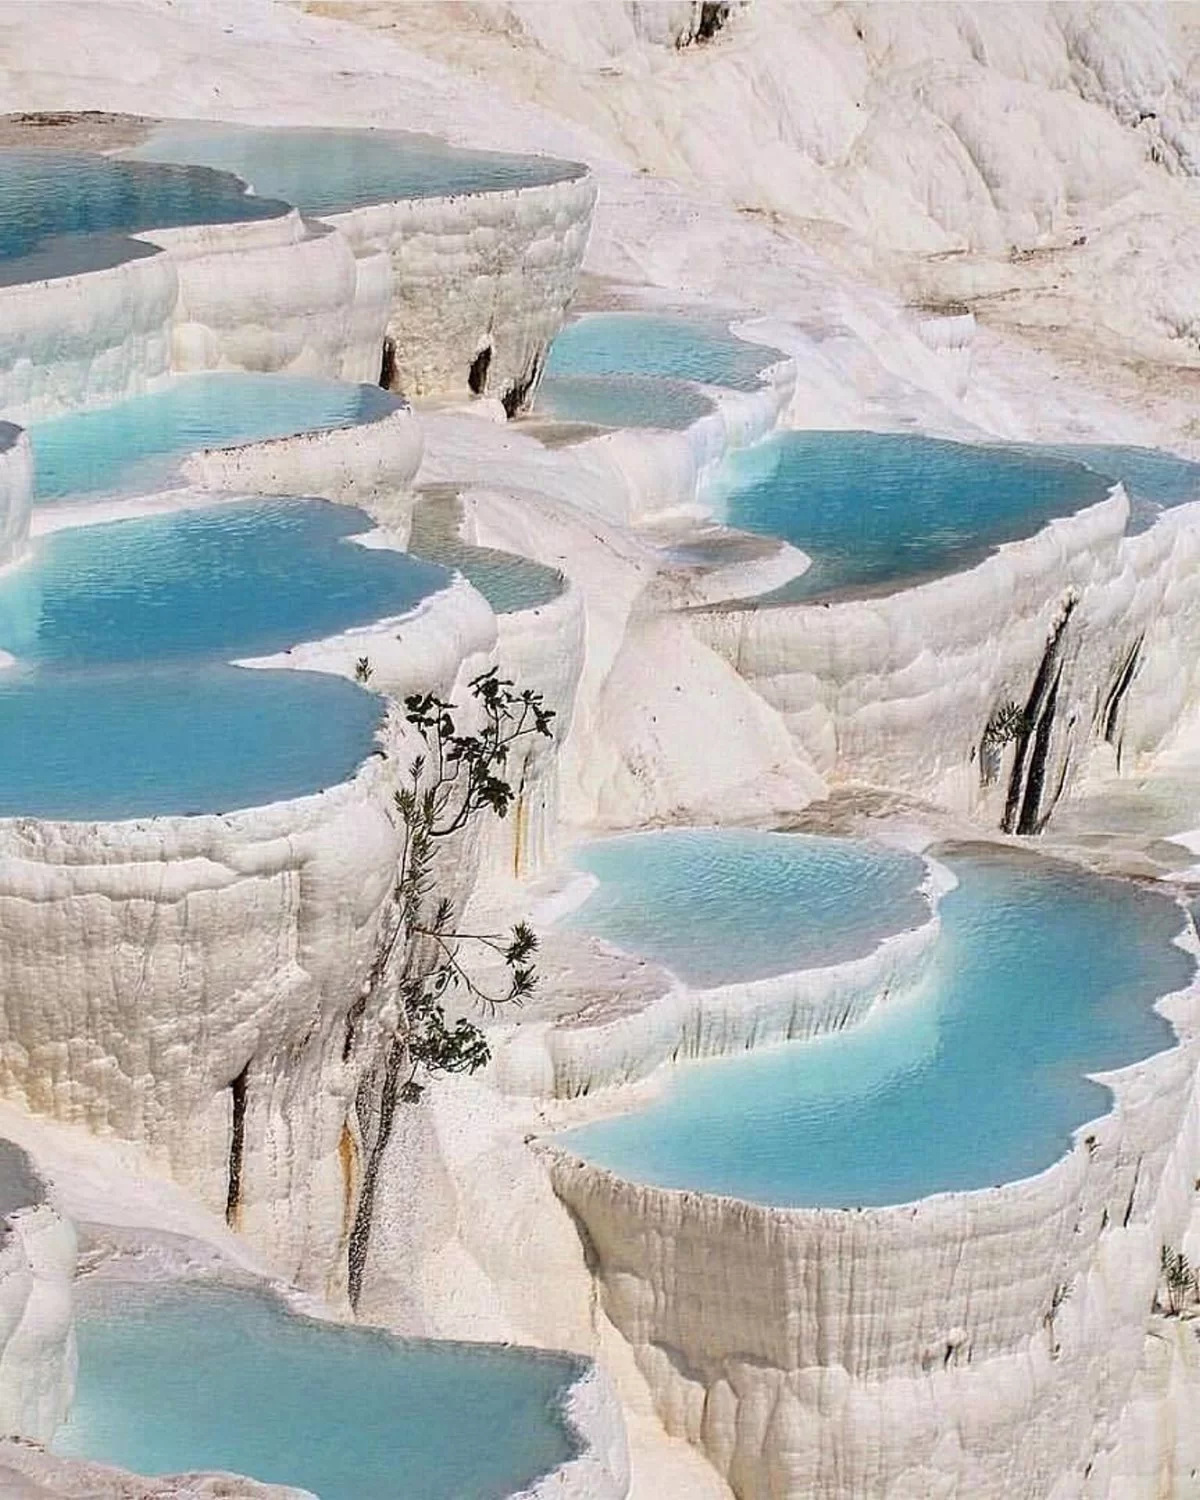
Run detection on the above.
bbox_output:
[544,960,1200,1498]
[0,1143,75,1445]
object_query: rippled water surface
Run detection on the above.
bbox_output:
[55,1283,582,1500]
[0,502,447,817]
[560,850,1189,1204]
[563,829,930,987]
[712,431,1113,601]
[0,150,285,277]
[128,123,583,213]
[544,312,782,391]
[30,374,400,502]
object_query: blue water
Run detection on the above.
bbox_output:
[1023,444,1200,532]
[560,849,1191,1205]
[0,151,287,280]
[0,502,448,818]
[533,373,714,431]
[127,123,584,214]
[30,375,401,503]
[712,431,1113,601]
[544,313,782,391]
[564,830,930,987]
[54,1282,582,1500]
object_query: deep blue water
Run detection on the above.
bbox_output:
[712,431,1113,600]
[560,848,1191,1205]
[564,830,929,987]
[0,151,287,279]
[127,123,583,214]
[544,313,781,391]
[54,1283,582,1500]
[30,375,401,502]
[0,502,448,818]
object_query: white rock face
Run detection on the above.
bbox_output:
[151,211,388,382]
[544,953,1200,1499]
[328,172,597,402]
[691,490,1200,829]
[0,1144,76,1445]
[0,252,178,423]
[0,422,33,568]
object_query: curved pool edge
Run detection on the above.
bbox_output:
[492,850,951,1100]
[531,888,1200,1497]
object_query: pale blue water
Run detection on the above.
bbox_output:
[0,151,287,281]
[564,830,930,987]
[712,431,1113,601]
[128,123,584,214]
[55,1282,582,1500]
[30,375,401,503]
[0,502,448,818]
[1022,444,1200,533]
[533,373,714,430]
[544,313,781,391]
[560,849,1191,1205]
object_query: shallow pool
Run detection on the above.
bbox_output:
[532,373,714,431]
[0,501,448,818]
[543,313,782,392]
[54,1282,583,1500]
[407,493,564,615]
[29,374,400,503]
[0,150,287,282]
[710,431,1113,601]
[559,848,1190,1205]
[127,122,584,214]
[562,830,930,988]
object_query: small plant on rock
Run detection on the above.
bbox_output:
[346,667,554,1304]
[1161,1245,1199,1316]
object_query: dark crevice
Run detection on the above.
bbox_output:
[680,2,731,45]
[467,344,492,396]
[1001,598,1076,834]
[225,1062,250,1226]
[500,351,543,418]
[1017,663,1063,835]
[378,334,397,390]
[347,1035,406,1309]
[1101,634,1143,758]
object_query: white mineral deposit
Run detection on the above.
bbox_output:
[0,2,1197,1497]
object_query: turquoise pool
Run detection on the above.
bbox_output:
[1025,443,1200,533]
[407,494,564,615]
[710,431,1113,601]
[543,313,782,392]
[0,150,287,282]
[0,501,448,818]
[54,1282,583,1500]
[29,374,400,503]
[562,830,930,987]
[559,848,1190,1205]
[126,122,584,214]
[532,373,714,431]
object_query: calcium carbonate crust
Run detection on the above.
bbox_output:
[491,856,949,1098]
[540,923,1200,1499]
[0,422,32,568]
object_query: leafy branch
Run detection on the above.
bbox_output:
[346,668,554,1305]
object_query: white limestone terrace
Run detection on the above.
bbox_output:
[0,112,596,422]
[0,420,32,568]
[488,838,948,1100]
[538,859,1200,1499]
[0,4,1199,1498]
[0,1111,628,1500]
[0,1138,75,1448]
